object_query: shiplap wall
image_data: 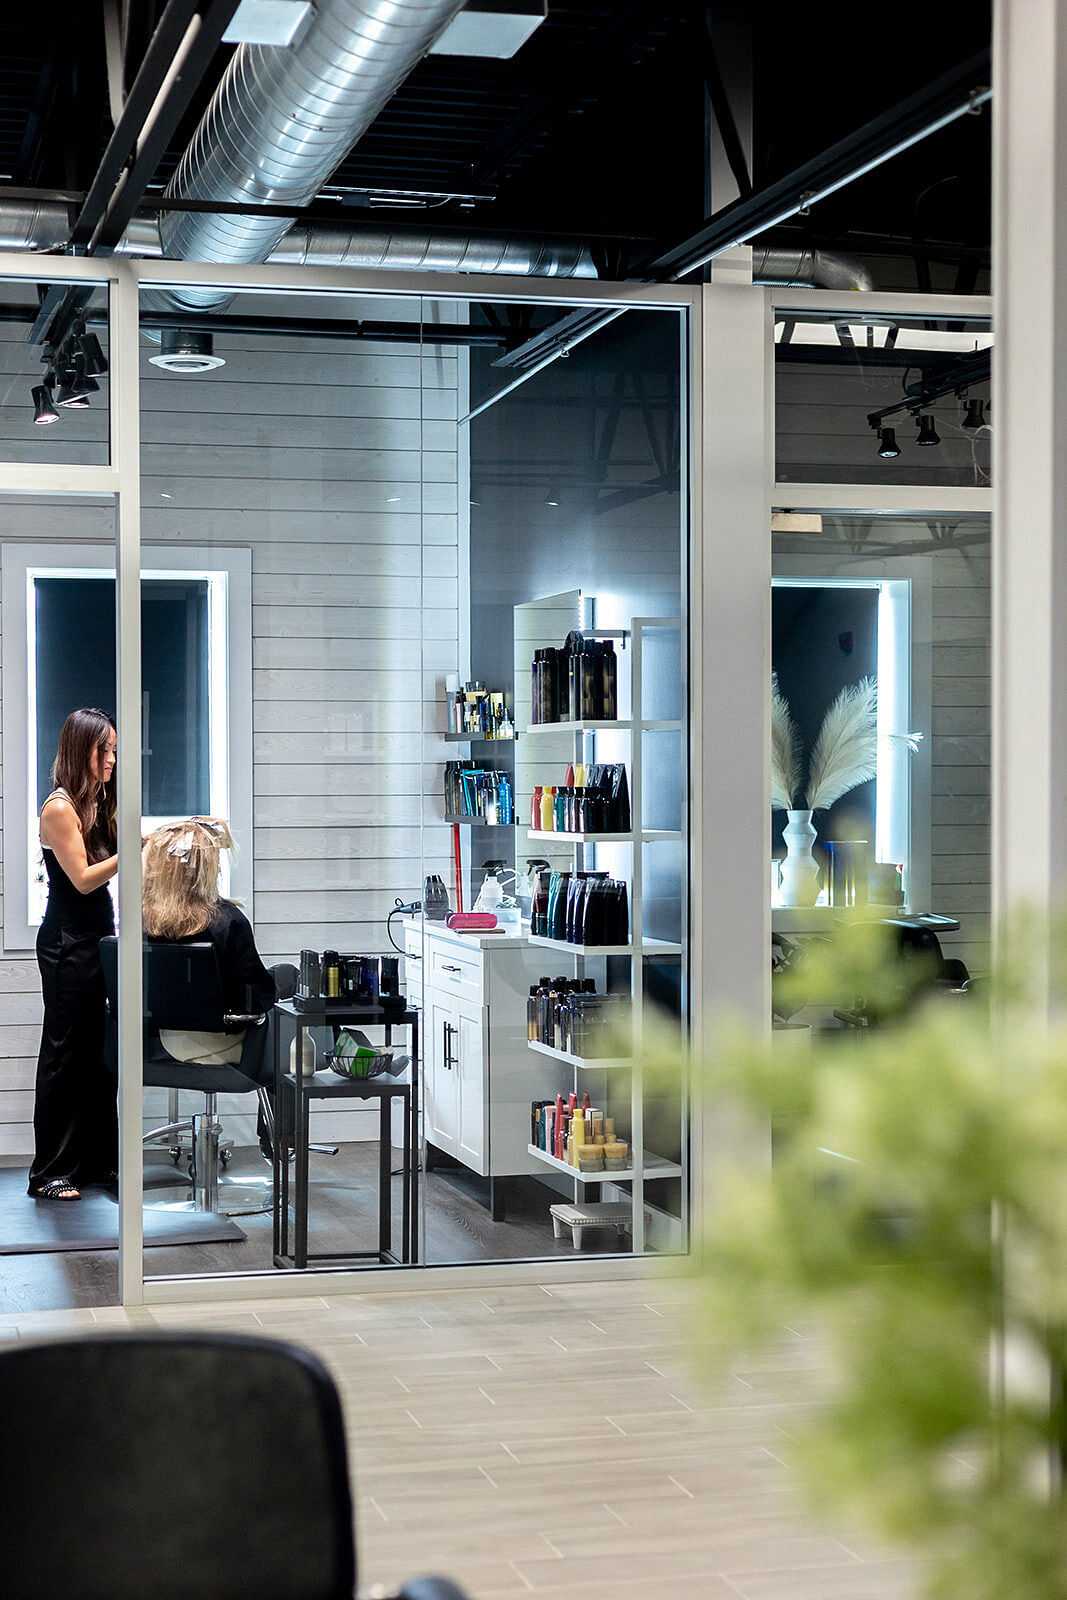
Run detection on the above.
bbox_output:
[0,298,467,1155]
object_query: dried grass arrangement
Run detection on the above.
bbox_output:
[771,674,878,811]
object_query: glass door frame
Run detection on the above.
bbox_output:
[0,254,998,1308]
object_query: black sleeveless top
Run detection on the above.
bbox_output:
[39,792,115,941]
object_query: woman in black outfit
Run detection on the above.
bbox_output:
[30,708,119,1201]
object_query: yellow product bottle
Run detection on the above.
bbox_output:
[575,762,586,787]
[540,786,556,830]
[570,1110,586,1166]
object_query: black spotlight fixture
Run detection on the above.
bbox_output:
[961,398,986,430]
[915,413,941,447]
[55,350,97,408]
[876,426,900,459]
[73,321,108,377]
[31,384,59,426]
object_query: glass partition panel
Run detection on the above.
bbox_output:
[422,297,690,1263]
[775,310,992,486]
[138,282,430,1282]
[134,281,690,1284]
[0,282,110,465]
[0,491,121,1311]
[772,512,992,1031]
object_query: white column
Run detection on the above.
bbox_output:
[690,281,773,1212]
[113,262,144,1305]
[991,0,1067,928]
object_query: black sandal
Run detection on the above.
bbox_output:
[31,1178,81,1202]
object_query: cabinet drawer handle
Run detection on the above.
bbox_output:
[441,963,462,973]
[407,953,422,962]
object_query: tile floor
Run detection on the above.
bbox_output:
[0,1280,919,1599]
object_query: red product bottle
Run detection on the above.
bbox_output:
[531,785,543,829]
[554,1093,565,1160]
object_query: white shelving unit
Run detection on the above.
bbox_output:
[520,616,685,1253]
[526,1144,683,1184]
[527,1039,630,1070]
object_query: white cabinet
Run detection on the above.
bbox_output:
[425,986,489,1176]
[425,988,461,1159]
[456,996,489,1172]
[407,920,550,1187]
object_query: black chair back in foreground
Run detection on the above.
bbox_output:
[0,1332,355,1600]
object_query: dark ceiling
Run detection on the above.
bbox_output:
[0,2,993,289]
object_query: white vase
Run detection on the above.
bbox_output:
[779,809,820,907]
[290,1032,317,1078]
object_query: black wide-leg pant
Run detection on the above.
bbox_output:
[29,927,118,1191]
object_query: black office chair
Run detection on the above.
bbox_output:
[0,1331,469,1600]
[100,937,274,1216]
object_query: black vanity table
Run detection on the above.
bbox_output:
[272,997,420,1270]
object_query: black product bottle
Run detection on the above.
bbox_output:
[531,867,549,936]
[580,640,601,720]
[610,764,631,832]
[549,873,572,941]
[580,880,603,945]
[611,880,630,943]
[565,633,583,722]
[601,641,618,720]
[566,878,587,944]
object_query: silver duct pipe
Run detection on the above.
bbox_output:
[752,246,874,292]
[0,201,597,277]
[157,0,469,309]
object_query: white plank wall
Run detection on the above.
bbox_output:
[0,307,468,1154]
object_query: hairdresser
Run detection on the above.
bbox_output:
[29,708,119,1202]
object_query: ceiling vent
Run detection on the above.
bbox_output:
[147,329,226,373]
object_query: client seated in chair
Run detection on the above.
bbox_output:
[142,818,276,1067]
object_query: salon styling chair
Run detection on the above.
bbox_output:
[100,937,275,1217]
[0,1331,471,1600]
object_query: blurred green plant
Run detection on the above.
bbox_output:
[672,916,1067,1600]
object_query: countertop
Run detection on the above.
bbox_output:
[401,914,530,950]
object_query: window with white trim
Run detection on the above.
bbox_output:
[2,543,252,950]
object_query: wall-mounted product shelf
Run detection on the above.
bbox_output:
[525,719,632,735]
[527,829,634,844]
[527,1144,682,1184]
[527,934,682,958]
[528,1040,630,1070]
[443,814,509,827]
[527,828,680,844]
[443,731,515,743]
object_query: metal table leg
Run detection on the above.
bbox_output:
[295,1024,309,1269]
[400,1082,410,1265]
[378,1092,391,1261]
[410,1013,420,1263]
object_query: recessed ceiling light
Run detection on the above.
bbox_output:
[386,495,402,503]
[160,492,173,500]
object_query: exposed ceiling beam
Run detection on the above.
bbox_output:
[29,0,240,351]
[462,47,992,423]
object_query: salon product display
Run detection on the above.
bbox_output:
[531,1091,629,1171]
[530,762,630,834]
[444,760,514,825]
[531,631,619,724]
[529,868,629,945]
[295,949,405,1012]
[527,975,630,1058]
[447,679,514,740]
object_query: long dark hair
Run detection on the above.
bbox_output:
[51,708,117,862]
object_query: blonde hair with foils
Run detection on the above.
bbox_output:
[142,818,235,940]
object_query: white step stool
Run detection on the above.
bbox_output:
[550,1200,652,1250]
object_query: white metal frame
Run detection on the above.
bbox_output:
[1,542,252,945]
[0,249,1000,1308]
